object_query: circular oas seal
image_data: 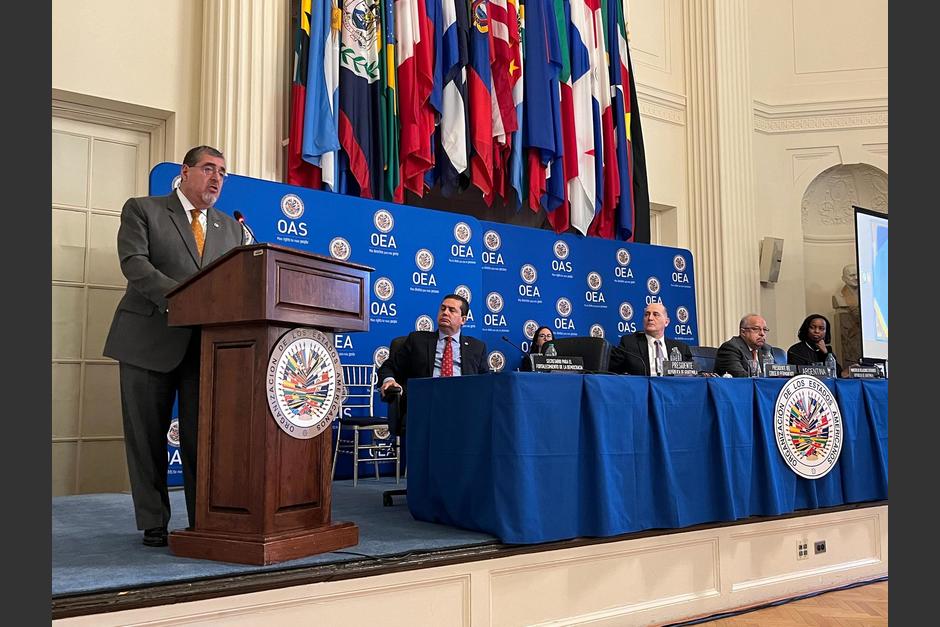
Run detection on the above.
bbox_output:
[554,240,570,260]
[590,324,605,338]
[486,291,505,313]
[266,328,344,440]
[520,264,538,284]
[483,230,502,251]
[587,271,602,291]
[619,302,635,321]
[280,193,304,219]
[415,315,434,332]
[774,375,844,479]
[488,350,506,372]
[373,209,394,233]
[415,248,435,271]
[329,237,351,260]
[454,221,472,244]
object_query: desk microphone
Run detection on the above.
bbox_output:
[232,210,258,244]
[500,335,528,357]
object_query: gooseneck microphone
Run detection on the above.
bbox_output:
[500,335,528,357]
[232,210,257,245]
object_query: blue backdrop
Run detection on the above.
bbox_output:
[150,164,699,478]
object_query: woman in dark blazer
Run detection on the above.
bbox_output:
[787,314,842,374]
[520,326,554,371]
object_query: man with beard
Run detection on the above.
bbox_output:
[104,146,245,546]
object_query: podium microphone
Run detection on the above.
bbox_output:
[232,210,257,245]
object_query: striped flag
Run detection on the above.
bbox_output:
[379,0,400,200]
[619,1,650,242]
[302,0,341,191]
[588,0,622,238]
[437,0,471,196]
[568,0,597,235]
[468,0,494,203]
[287,0,323,189]
[396,0,436,198]
[338,0,383,198]
[508,0,526,208]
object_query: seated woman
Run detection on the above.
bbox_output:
[787,313,842,375]
[520,326,554,371]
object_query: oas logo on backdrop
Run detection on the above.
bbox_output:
[166,418,180,447]
[587,272,602,291]
[523,320,539,340]
[520,264,538,284]
[676,306,690,324]
[373,209,394,233]
[673,254,687,272]
[554,240,570,260]
[486,292,505,313]
[415,315,434,332]
[281,194,304,219]
[483,230,502,251]
[619,302,635,321]
[374,277,395,301]
[329,237,351,261]
[415,248,435,271]
[488,351,505,372]
[373,345,390,366]
[454,221,472,244]
[774,375,844,479]
[616,248,631,266]
[590,324,605,338]
[556,297,572,317]
[454,285,472,303]
[647,276,661,295]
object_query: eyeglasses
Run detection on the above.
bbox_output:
[742,326,770,334]
[192,164,228,179]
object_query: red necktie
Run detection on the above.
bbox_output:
[441,336,454,377]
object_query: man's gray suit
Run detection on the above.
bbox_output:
[104,191,243,530]
[714,335,774,378]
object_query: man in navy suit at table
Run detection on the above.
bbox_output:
[378,294,490,398]
[715,313,775,377]
[609,302,693,375]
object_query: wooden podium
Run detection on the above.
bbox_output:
[164,243,371,565]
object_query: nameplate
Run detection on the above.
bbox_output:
[764,363,798,378]
[531,355,585,373]
[663,361,698,377]
[848,365,882,379]
[798,365,829,379]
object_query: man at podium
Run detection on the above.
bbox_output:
[103,146,245,547]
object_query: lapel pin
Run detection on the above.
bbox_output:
[213,222,220,228]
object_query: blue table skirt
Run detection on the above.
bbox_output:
[406,373,888,544]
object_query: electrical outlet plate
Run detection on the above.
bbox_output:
[798,540,809,560]
[815,540,827,554]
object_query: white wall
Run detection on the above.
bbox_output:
[748,0,887,349]
[52,0,204,161]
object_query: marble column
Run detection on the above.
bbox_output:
[684,0,760,346]
[198,0,290,181]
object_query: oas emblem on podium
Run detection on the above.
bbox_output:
[267,328,344,440]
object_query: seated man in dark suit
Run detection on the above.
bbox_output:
[609,302,693,375]
[715,313,775,377]
[379,294,489,397]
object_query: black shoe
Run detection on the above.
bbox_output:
[142,527,168,547]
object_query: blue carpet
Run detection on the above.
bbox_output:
[52,478,496,597]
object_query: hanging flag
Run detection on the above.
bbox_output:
[567,0,597,235]
[468,0,494,203]
[396,0,436,198]
[338,0,384,198]
[437,0,471,196]
[585,0,620,238]
[508,0,526,208]
[378,0,400,200]
[287,0,323,189]
[422,0,445,192]
[522,0,565,215]
[620,1,650,242]
[303,0,341,191]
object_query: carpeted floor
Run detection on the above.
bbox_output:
[52,478,496,597]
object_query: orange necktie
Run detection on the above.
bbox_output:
[191,209,205,257]
[441,336,454,377]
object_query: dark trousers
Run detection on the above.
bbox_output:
[119,332,201,530]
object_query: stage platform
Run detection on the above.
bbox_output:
[53,479,888,624]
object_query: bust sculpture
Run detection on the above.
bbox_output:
[832,264,859,310]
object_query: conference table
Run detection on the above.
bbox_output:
[405,372,888,544]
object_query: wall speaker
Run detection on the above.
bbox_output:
[759,237,784,283]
